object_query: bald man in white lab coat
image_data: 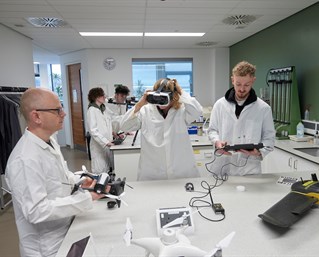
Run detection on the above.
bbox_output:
[5,88,105,257]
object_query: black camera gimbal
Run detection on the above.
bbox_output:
[72,169,126,208]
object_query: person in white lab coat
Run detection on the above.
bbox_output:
[5,88,106,257]
[120,78,203,181]
[106,84,131,133]
[106,84,130,115]
[207,61,275,176]
[87,87,120,174]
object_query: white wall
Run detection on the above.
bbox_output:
[0,24,34,195]
[60,47,230,146]
[0,24,34,87]
[84,48,227,107]
[33,45,60,64]
[38,64,51,89]
[211,48,230,101]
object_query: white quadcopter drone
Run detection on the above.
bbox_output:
[123,217,235,257]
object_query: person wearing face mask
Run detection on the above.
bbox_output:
[120,78,203,181]
[207,61,275,176]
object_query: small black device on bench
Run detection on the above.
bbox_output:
[112,137,125,145]
[112,131,126,145]
[223,143,264,152]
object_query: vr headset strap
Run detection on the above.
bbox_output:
[156,78,169,92]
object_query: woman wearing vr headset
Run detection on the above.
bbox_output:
[120,78,203,181]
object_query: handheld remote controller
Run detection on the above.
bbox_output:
[223,143,264,152]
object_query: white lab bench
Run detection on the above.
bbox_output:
[110,133,213,181]
[56,170,319,257]
[262,139,319,173]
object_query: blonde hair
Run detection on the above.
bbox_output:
[153,78,182,109]
[232,61,256,77]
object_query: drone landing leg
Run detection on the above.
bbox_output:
[213,249,222,257]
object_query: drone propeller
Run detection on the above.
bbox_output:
[204,231,236,257]
[74,165,89,176]
[123,217,133,246]
[105,192,128,206]
[82,165,88,173]
[162,208,201,229]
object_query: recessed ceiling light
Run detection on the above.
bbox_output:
[79,32,143,36]
[145,32,205,37]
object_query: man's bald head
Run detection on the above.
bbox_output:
[20,88,58,122]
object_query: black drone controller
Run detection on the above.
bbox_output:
[223,143,264,152]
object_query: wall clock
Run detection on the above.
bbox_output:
[103,57,116,70]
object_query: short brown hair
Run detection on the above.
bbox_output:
[115,84,130,95]
[232,61,256,77]
[88,87,105,103]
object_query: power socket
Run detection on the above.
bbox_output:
[213,203,225,214]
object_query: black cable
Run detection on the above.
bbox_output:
[205,148,254,183]
[193,146,271,222]
[188,180,225,222]
[131,130,139,146]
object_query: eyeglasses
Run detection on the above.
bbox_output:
[36,107,64,116]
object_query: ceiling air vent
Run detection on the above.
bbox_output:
[27,17,69,28]
[222,15,256,26]
[196,41,217,47]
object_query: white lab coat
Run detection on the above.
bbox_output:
[106,99,127,115]
[87,106,114,173]
[120,92,203,181]
[105,100,126,133]
[207,97,275,176]
[5,129,93,257]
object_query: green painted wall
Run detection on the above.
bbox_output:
[230,2,319,121]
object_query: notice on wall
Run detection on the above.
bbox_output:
[72,89,78,103]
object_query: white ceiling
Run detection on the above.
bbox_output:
[0,0,317,58]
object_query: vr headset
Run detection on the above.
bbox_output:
[146,79,173,106]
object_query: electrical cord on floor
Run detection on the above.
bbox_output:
[188,180,225,222]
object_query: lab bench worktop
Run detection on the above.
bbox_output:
[110,133,213,181]
[111,134,319,164]
[57,171,319,257]
[110,133,319,181]
[274,139,319,164]
[110,133,212,151]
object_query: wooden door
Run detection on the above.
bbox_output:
[67,63,86,150]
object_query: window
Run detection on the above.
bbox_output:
[34,63,41,87]
[132,58,193,99]
[50,64,63,102]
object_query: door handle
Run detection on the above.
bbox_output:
[288,157,292,167]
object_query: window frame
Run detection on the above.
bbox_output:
[132,58,193,99]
